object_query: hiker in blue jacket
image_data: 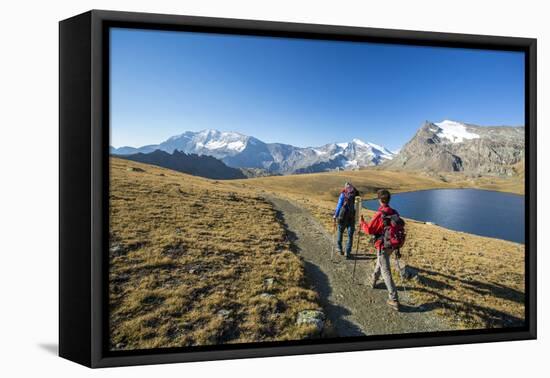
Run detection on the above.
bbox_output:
[333,182,360,259]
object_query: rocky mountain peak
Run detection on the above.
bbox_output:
[384,120,524,176]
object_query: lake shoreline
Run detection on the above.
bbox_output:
[363,188,525,244]
[360,186,525,201]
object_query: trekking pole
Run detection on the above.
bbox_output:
[352,196,362,280]
[330,220,336,261]
[352,230,361,281]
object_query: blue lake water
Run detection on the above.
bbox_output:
[363,189,525,244]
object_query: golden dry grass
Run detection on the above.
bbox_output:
[110,157,525,347]
[231,170,525,329]
[228,166,524,200]
[109,158,322,350]
[397,216,524,329]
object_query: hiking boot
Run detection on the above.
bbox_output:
[387,299,400,311]
[345,254,352,260]
[337,249,344,256]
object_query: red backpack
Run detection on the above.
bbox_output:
[336,185,358,224]
[381,210,406,250]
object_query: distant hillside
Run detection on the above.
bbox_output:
[117,150,247,180]
[384,120,524,176]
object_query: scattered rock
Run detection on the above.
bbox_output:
[217,309,232,319]
[109,241,144,257]
[109,243,124,256]
[426,221,436,226]
[296,310,325,332]
[264,277,275,289]
[260,293,276,300]
[126,167,145,172]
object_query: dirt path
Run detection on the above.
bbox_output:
[266,194,450,337]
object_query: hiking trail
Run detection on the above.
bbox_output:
[266,194,450,336]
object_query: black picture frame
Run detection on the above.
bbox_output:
[59,9,537,368]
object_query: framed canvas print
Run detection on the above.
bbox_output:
[59,10,537,368]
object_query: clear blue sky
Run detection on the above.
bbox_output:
[110,28,525,151]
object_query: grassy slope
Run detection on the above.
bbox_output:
[229,168,525,329]
[228,167,524,200]
[109,158,321,350]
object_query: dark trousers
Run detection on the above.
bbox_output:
[336,221,355,256]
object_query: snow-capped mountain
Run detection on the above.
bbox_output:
[306,139,394,169]
[111,130,395,174]
[160,129,250,158]
[110,129,252,157]
[384,120,524,176]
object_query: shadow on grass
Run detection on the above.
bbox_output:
[414,267,525,305]
[399,266,525,327]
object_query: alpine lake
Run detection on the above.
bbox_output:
[363,189,525,244]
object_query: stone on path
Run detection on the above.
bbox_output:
[296,310,325,332]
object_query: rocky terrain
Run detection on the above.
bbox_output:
[384,120,524,176]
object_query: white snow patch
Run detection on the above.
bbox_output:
[435,120,480,143]
[226,140,246,151]
[336,142,349,149]
[344,159,359,168]
[204,140,227,149]
[365,141,383,150]
[352,138,368,147]
[203,139,246,152]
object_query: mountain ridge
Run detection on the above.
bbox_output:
[111,120,524,177]
[111,129,395,174]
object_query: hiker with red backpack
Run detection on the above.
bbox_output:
[359,189,406,311]
[333,182,360,259]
